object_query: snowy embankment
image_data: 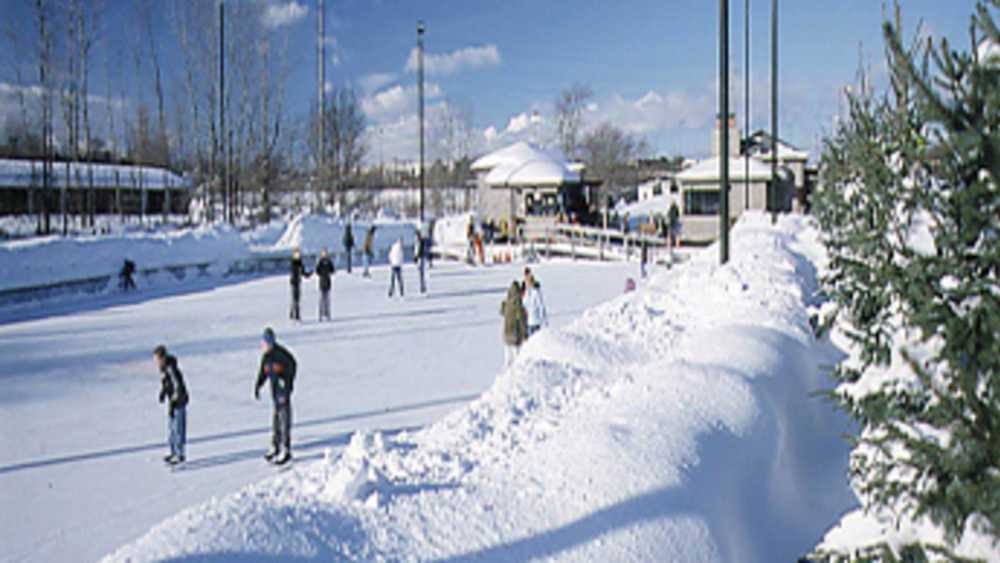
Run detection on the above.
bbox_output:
[105,212,856,562]
[0,225,248,292]
[0,214,419,295]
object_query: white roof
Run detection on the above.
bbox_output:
[471,141,559,172]
[677,156,774,182]
[756,143,810,161]
[0,159,188,191]
[483,159,580,187]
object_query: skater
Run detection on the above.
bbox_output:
[640,237,649,278]
[315,247,335,321]
[255,327,297,465]
[153,345,189,465]
[522,269,548,338]
[426,219,435,269]
[120,259,136,291]
[388,237,405,298]
[500,281,528,367]
[289,249,311,321]
[342,222,355,274]
[362,225,376,278]
[668,202,681,254]
[466,218,477,265]
[414,231,427,294]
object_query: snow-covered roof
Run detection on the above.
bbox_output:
[483,158,580,187]
[0,159,189,191]
[676,156,774,183]
[755,143,810,162]
[471,142,560,172]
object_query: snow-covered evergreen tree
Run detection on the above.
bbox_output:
[812,1,999,559]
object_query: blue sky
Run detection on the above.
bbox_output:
[0,0,982,164]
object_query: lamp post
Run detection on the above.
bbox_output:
[770,0,778,223]
[417,20,425,224]
[719,0,730,265]
[744,0,750,211]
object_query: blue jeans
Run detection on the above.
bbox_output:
[169,406,186,458]
[363,253,371,276]
[389,266,404,297]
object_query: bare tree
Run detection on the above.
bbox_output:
[580,122,649,208]
[554,83,593,160]
[309,87,367,212]
[30,0,55,234]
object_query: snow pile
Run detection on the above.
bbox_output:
[104,212,855,562]
[0,224,248,291]
[265,213,416,257]
[432,211,478,252]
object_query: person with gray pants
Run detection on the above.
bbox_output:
[254,327,297,465]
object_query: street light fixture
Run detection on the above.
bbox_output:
[417,20,425,224]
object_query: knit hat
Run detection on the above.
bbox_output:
[262,327,276,346]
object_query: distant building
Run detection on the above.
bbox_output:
[0,158,190,216]
[471,142,596,235]
[673,116,809,243]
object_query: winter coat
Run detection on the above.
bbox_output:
[389,240,404,267]
[343,226,355,250]
[414,236,425,262]
[500,285,528,346]
[158,355,189,415]
[290,257,310,287]
[363,230,375,256]
[523,284,548,328]
[255,343,297,403]
[315,257,335,292]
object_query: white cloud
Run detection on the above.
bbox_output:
[405,44,502,76]
[503,111,543,135]
[483,126,498,143]
[361,83,443,121]
[262,2,309,30]
[358,73,397,94]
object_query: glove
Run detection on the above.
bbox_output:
[169,403,175,418]
[158,390,166,403]
[254,386,261,400]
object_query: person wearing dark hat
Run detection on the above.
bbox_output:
[289,248,311,321]
[255,327,297,465]
[315,247,335,321]
[153,345,189,465]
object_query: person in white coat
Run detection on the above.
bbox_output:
[522,269,548,338]
[388,237,405,298]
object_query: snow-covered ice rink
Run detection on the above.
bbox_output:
[0,259,632,563]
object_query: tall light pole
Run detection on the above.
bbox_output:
[219,0,228,224]
[770,0,778,223]
[744,0,750,211]
[318,0,326,211]
[719,0,730,264]
[417,20,426,224]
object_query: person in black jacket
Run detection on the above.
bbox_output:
[289,249,311,321]
[154,345,189,465]
[343,222,355,274]
[120,259,136,291]
[315,247,335,321]
[255,327,297,465]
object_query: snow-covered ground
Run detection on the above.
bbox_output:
[92,212,857,562]
[0,257,634,563]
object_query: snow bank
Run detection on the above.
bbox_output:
[263,213,416,258]
[0,225,248,292]
[106,212,855,562]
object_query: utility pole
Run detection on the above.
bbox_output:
[318,0,326,211]
[417,20,426,224]
[719,0,730,264]
[770,0,778,223]
[219,0,228,223]
[744,0,750,211]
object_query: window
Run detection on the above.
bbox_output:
[684,189,720,215]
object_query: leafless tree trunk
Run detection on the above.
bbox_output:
[554,83,593,160]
